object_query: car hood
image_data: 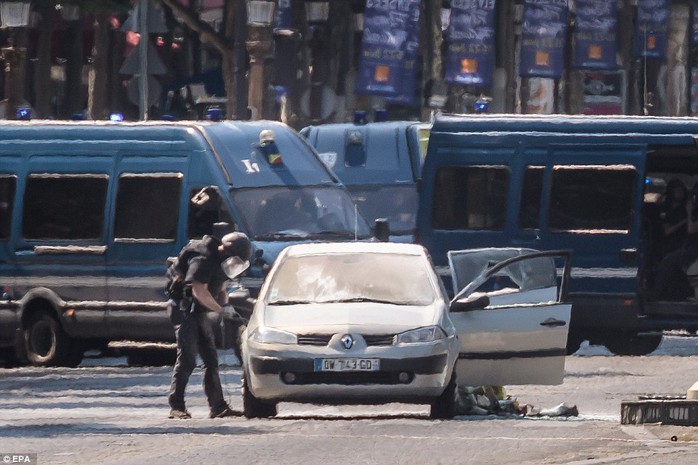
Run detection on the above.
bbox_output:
[261,302,440,334]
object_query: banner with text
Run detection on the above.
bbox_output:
[573,0,617,70]
[445,0,496,87]
[634,0,669,59]
[520,0,569,79]
[355,0,421,101]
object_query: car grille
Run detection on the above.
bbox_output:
[297,334,332,346]
[289,372,411,385]
[296,334,396,346]
[363,335,395,346]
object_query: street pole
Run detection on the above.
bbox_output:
[138,0,150,121]
[2,40,26,120]
[246,25,273,120]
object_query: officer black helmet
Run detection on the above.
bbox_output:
[220,232,252,261]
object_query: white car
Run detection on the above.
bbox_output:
[240,242,571,419]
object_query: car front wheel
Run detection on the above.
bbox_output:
[242,372,277,419]
[430,371,457,419]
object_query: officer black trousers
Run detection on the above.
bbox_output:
[168,312,227,414]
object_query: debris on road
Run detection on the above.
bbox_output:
[456,385,579,418]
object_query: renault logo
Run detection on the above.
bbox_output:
[340,334,354,350]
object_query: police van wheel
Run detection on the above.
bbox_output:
[242,372,277,418]
[565,333,586,355]
[603,332,663,356]
[25,312,83,367]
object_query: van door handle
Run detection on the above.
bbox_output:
[540,317,567,328]
[34,245,107,256]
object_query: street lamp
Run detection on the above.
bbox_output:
[246,0,276,120]
[305,1,330,123]
[0,1,31,120]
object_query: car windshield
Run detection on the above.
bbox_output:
[349,185,417,234]
[231,186,372,240]
[266,252,437,306]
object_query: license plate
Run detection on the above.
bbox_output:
[314,358,380,372]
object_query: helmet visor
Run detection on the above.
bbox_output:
[221,256,250,279]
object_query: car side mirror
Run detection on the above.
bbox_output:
[450,294,490,313]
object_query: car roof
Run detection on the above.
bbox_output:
[282,241,427,257]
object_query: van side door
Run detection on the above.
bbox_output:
[105,155,188,342]
[13,156,112,338]
[522,143,645,298]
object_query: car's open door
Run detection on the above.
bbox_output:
[448,248,572,386]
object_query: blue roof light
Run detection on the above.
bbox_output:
[16,108,31,120]
[206,107,223,122]
[110,113,124,122]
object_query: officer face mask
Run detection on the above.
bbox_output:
[221,256,250,279]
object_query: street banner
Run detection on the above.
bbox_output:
[386,3,421,106]
[444,0,496,87]
[692,6,698,45]
[355,0,421,100]
[573,0,618,70]
[519,0,569,79]
[634,0,669,59]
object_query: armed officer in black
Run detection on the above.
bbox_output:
[168,232,251,419]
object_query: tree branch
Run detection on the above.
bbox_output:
[156,0,230,53]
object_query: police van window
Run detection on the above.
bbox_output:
[0,175,16,240]
[23,174,108,240]
[549,165,636,232]
[519,166,545,230]
[114,173,182,240]
[187,187,233,239]
[432,166,509,230]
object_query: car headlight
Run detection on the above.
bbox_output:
[396,326,447,344]
[249,327,297,344]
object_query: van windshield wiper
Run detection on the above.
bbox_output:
[255,230,310,240]
[307,231,357,239]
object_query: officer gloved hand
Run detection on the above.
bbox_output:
[222,304,240,321]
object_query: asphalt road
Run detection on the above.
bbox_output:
[2,335,698,465]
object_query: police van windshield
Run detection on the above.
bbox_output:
[350,185,417,234]
[232,186,372,240]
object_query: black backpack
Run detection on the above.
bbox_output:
[165,236,219,301]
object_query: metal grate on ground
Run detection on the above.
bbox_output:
[621,396,698,425]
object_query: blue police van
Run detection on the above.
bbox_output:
[301,121,430,241]
[0,120,370,366]
[418,114,698,355]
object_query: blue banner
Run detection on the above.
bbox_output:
[573,0,617,70]
[635,0,669,59]
[692,6,698,45]
[519,0,569,79]
[444,0,496,87]
[355,0,421,100]
[386,4,421,106]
